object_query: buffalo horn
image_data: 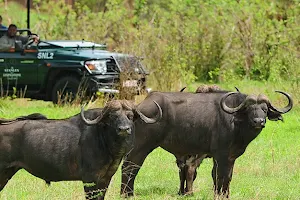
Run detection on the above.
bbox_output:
[136,101,162,124]
[220,92,256,114]
[80,106,106,125]
[258,91,293,114]
[180,87,186,92]
[235,87,240,93]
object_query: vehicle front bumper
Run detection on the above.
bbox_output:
[87,74,149,94]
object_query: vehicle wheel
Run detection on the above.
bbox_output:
[51,76,80,104]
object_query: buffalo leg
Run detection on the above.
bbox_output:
[84,180,110,200]
[185,156,203,195]
[178,166,186,195]
[178,155,203,195]
[211,158,235,198]
[0,167,18,191]
[176,156,186,195]
[185,166,196,195]
[121,148,155,197]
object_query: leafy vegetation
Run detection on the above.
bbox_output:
[1,0,300,91]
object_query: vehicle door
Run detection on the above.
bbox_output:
[0,46,40,94]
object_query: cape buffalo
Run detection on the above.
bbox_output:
[176,85,242,195]
[0,100,162,200]
[120,89,293,198]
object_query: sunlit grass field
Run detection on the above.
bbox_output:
[0,80,299,199]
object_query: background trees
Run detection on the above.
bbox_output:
[1,0,300,91]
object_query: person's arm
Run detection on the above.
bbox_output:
[0,35,13,51]
[19,35,39,46]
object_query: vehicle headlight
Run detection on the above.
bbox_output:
[85,60,107,74]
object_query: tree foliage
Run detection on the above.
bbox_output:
[2,0,300,91]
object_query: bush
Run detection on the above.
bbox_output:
[2,0,300,91]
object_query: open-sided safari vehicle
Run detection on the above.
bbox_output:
[0,1,149,103]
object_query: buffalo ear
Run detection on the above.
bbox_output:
[267,110,283,121]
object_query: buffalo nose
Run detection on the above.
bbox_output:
[253,118,265,126]
[118,126,131,134]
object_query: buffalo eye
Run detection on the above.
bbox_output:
[262,107,268,113]
[126,112,134,120]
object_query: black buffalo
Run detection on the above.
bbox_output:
[120,90,292,198]
[0,100,162,200]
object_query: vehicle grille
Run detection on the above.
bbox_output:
[106,60,119,73]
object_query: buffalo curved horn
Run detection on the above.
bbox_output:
[258,91,293,114]
[220,92,256,114]
[235,87,241,93]
[180,87,186,92]
[80,106,106,125]
[136,101,162,124]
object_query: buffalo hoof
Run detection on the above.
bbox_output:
[120,191,134,198]
[183,187,194,196]
[184,191,194,196]
[178,190,193,196]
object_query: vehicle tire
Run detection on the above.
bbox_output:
[51,76,80,104]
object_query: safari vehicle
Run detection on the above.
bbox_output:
[0,1,149,103]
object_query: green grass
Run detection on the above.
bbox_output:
[0,81,300,199]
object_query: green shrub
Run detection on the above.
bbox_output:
[1,0,300,91]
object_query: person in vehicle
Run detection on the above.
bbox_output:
[0,15,7,29]
[0,24,39,52]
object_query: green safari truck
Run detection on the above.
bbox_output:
[0,29,149,103]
